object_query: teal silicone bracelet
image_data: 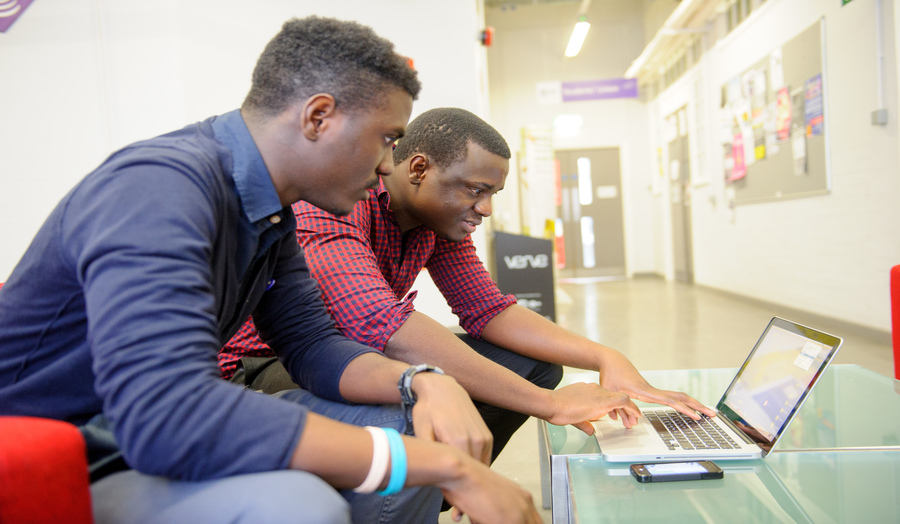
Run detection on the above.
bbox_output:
[377,428,407,496]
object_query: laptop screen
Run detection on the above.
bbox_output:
[716,317,841,455]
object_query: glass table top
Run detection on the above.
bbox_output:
[567,450,900,523]
[544,364,900,456]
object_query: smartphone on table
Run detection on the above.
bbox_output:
[630,461,724,483]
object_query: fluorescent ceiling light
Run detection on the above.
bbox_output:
[565,17,590,57]
[624,0,706,78]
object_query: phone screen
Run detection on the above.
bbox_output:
[644,462,708,476]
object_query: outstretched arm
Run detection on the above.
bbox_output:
[386,311,642,434]
[480,304,716,421]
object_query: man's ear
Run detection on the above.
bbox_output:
[407,154,429,186]
[300,94,337,141]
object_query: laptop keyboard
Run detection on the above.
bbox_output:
[645,410,740,451]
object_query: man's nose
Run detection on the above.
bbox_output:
[474,196,492,217]
[377,149,394,176]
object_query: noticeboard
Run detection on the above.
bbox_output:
[720,19,829,205]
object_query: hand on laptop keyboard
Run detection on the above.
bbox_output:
[595,348,717,420]
[545,382,642,434]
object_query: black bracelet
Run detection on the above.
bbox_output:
[398,364,444,435]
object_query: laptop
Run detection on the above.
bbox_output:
[593,317,843,462]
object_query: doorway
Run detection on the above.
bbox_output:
[668,106,694,284]
[555,147,626,279]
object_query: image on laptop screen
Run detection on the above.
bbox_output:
[717,320,838,451]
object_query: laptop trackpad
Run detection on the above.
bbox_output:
[593,416,668,455]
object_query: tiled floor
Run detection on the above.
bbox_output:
[440,277,895,523]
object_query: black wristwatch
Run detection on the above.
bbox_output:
[398,364,445,434]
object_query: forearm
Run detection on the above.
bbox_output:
[480,304,618,371]
[337,352,409,404]
[384,311,555,419]
[288,412,465,489]
[482,306,715,421]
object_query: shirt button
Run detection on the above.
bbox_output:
[269,215,282,224]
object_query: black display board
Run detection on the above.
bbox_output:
[493,232,556,322]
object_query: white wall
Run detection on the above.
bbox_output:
[0,0,492,323]
[652,0,900,333]
[486,0,656,275]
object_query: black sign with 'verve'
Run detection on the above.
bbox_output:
[493,232,556,322]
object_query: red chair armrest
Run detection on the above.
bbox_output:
[0,416,93,523]
[891,266,900,380]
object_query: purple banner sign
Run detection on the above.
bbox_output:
[561,78,638,102]
[0,0,34,34]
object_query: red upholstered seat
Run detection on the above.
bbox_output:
[892,266,900,380]
[0,416,93,524]
[0,282,93,521]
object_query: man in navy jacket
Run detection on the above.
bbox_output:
[0,16,542,524]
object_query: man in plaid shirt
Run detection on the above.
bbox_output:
[222,108,714,461]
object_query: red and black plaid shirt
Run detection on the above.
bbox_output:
[219,179,515,378]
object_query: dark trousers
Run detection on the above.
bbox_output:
[455,334,563,462]
[232,335,564,462]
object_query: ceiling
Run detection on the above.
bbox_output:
[485,0,723,85]
[484,0,581,8]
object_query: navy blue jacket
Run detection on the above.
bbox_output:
[0,110,377,480]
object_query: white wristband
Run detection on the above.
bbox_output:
[353,426,390,493]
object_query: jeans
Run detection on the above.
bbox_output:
[92,469,351,524]
[87,393,441,524]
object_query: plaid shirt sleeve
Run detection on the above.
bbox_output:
[426,236,516,338]
[219,317,272,379]
[294,202,415,351]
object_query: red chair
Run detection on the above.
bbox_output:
[0,281,94,522]
[0,417,94,523]
[892,266,900,380]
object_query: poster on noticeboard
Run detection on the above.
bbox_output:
[804,74,824,136]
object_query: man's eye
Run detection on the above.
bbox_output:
[471,188,484,196]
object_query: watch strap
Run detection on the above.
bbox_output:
[398,364,444,434]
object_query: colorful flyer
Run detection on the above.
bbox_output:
[775,86,792,141]
[730,131,747,181]
[804,74,824,136]
[748,70,768,160]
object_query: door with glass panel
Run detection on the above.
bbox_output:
[555,148,626,279]
[668,106,694,284]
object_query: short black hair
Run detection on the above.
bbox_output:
[243,16,420,116]
[393,107,511,168]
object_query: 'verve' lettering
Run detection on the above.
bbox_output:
[503,254,549,270]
